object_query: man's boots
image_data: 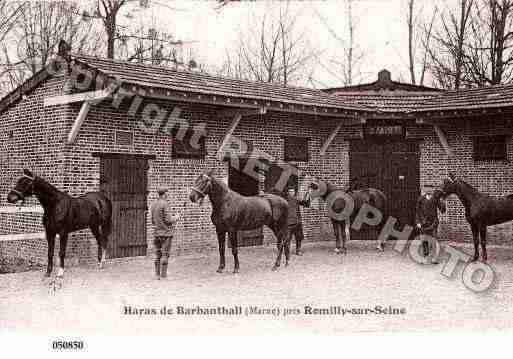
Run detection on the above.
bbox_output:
[155,260,161,279]
[422,240,429,258]
[160,263,168,279]
[296,240,303,256]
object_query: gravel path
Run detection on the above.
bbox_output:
[2,240,513,335]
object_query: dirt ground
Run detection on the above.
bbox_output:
[2,240,513,335]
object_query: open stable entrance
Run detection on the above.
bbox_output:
[349,137,420,240]
[95,153,153,258]
[228,159,264,247]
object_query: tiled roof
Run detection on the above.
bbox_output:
[322,90,440,112]
[416,84,513,111]
[3,54,513,117]
[73,55,366,111]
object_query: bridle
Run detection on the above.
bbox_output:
[191,174,212,198]
[11,174,36,200]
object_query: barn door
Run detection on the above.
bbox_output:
[228,159,263,247]
[383,141,419,228]
[350,139,419,240]
[100,155,149,258]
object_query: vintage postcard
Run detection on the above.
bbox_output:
[1,0,513,354]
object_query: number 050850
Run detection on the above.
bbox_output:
[52,341,84,350]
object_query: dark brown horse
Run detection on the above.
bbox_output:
[441,173,513,262]
[310,179,387,253]
[7,169,112,277]
[189,170,290,273]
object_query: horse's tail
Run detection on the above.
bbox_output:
[87,192,113,238]
[99,194,113,237]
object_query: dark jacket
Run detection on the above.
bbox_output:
[150,198,180,236]
[415,193,446,233]
[286,193,310,226]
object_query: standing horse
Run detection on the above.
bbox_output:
[7,169,112,277]
[309,179,387,253]
[441,173,513,262]
[189,170,290,273]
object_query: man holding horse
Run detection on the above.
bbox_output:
[151,186,183,279]
[415,184,446,264]
[286,185,311,256]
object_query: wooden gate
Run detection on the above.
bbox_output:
[98,153,151,258]
[350,139,419,240]
[228,160,263,247]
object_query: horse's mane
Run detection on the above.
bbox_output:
[34,176,67,198]
[455,179,479,194]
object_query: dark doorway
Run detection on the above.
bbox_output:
[97,153,152,258]
[228,159,263,247]
[350,139,420,240]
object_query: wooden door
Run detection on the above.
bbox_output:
[383,141,419,227]
[350,139,419,239]
[228,159,263,247]
[100,156,149,258]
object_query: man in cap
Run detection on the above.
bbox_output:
[286,185,311,256]
[415,183,446,264]
[150,186,184,279]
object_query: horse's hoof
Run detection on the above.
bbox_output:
[471,256,479,262]
[233,268,239,274]
[216,268,224,273]
[44,272,51,278]
[272,265,279,271]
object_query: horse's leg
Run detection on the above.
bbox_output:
[343,221,350,254]
[272,226,287,270]
[45,229,56,277]
[333,220,341,253]
[229,232,239,274]
[284,227,291,266]
[470,223,480,262]
[480,225,487,263]
[57,232,68,277]
[90,225,104,269]
[99,221,111,269]
[216,229,226,273]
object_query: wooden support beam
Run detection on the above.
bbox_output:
[216,112,243,159]
[216,107,267,119]
[320,123,342,156]
[44,89,111,107]
[433,124,453,157]
[67,101,91,144]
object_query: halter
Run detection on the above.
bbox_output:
[191,174,212,198]
[12,174,36,200]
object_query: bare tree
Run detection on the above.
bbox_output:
[466,0,513,85]
[218,1,317,86]
[115,14,198,68]
[315,0,364,86]
[406,0,438,86]
[427,0,474,89]
[0,1,26,43]
[0,1,103,92]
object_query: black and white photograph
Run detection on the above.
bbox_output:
[1,0,513,355]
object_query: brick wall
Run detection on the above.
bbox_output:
[410,118,513,245]
[61,96,352,262]
[2,70,513,267]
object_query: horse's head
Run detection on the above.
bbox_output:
[307,178,332,201]
[7,169,36,204]
[441,172,458,197]
[189,169,214,204]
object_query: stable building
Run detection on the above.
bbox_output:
[1,47,512,265]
